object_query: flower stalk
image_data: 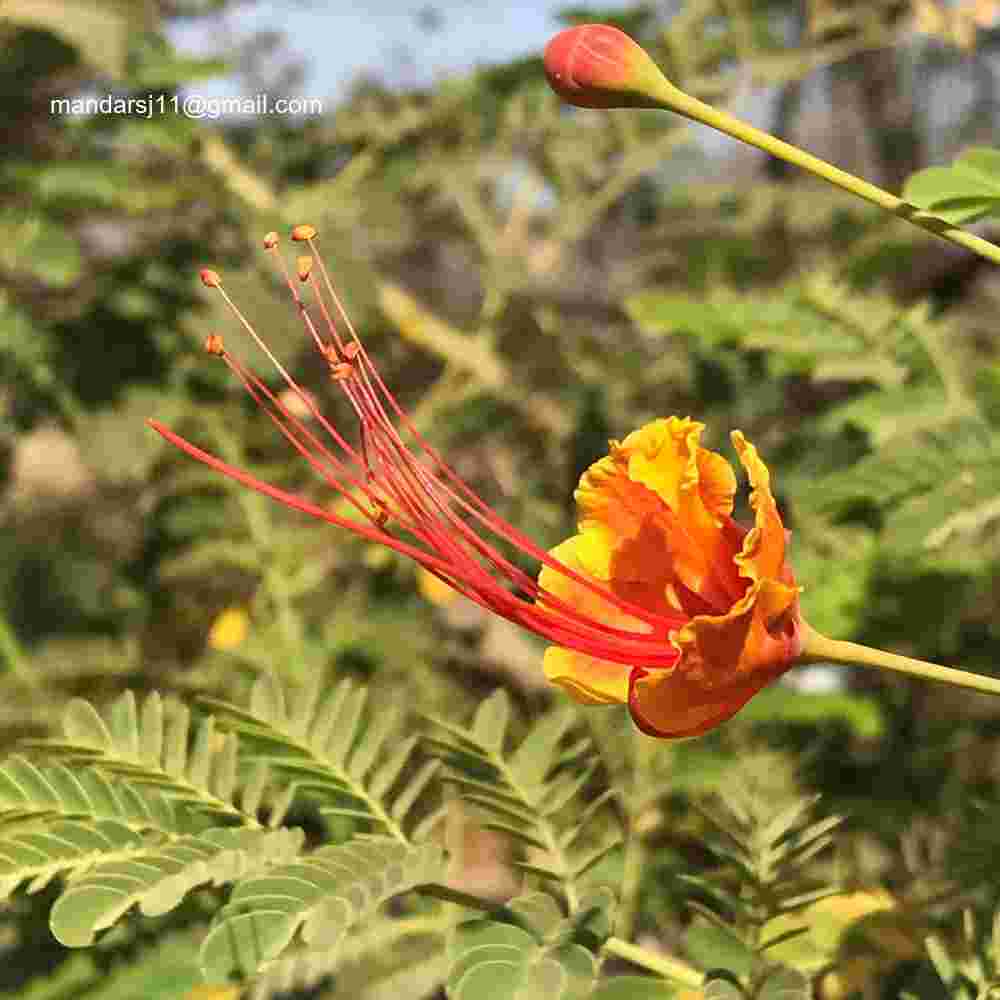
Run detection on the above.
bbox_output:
[800,628,1000,698]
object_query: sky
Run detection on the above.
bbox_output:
[169,0,639,104]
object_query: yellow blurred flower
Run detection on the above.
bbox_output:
[418,567,460,608]
[183,987,241,1000]
[207,607,250,651]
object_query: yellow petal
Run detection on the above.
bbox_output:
[543,645,629,705]
[539,536,655,706]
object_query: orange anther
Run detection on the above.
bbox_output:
[342,341,361,360]
[331,362,354,381]
[199,268,221,288]
[296,256,313,281]
[204,334,225,355]
[291,224,318,242]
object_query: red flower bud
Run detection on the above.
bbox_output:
[543,24,676,109]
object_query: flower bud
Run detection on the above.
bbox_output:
[199,268,221,288]
[291,224,317,242]
[543,24,677,109]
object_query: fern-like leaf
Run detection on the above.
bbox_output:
[0,757,182,833]
[50,825,304,946]
[22,692,280,827]
[201,673,440,842]
[199,836,445,981]
[446,891,602,1000]
[427,691,621,906]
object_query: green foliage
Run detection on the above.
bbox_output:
[50,825,303,948]
[201,672,443,842]
[678,782,844,964]
[446,895,599,1000]
[201,837,444,981]
[924,909,1000,999]
[427,691,621,902]
[23,690,283,826]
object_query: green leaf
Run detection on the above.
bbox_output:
[758,967,810,1000]
[62,700,113,752]
[446,915,597,1000]
[904,148,1000,224]
[508,891,565,939]
[472,691,512,753]
[509,709,575,791]
[590,977,679,1000]
[683,922,754,977]
[704,976,744,1000]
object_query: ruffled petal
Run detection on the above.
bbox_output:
[629,570,802,738]
[573,418,744,614]
[671,578,801,684]
[731,430,792,586]
[623,428,804,738]
[629,651,788,739]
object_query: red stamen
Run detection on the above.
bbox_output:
[152,227,691,670]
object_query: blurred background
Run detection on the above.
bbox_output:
[5,0,1000,995]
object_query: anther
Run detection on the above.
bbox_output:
[296,256,313,282]
[204,334,225,356]
[291,224,318,242]
[342,342,361,360]
[263,231,279,249]
[371,501,390,528]
[199,268,222,288]
[331,362,354,381]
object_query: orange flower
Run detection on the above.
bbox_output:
[541,418,803,738]
[151,229,802,739]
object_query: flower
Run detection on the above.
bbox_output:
[151,228,803,739]
[541,418,803,738]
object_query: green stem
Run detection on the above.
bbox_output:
[800,628,1000,698]
[603,937,703,988]
[646,79,1000,267]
